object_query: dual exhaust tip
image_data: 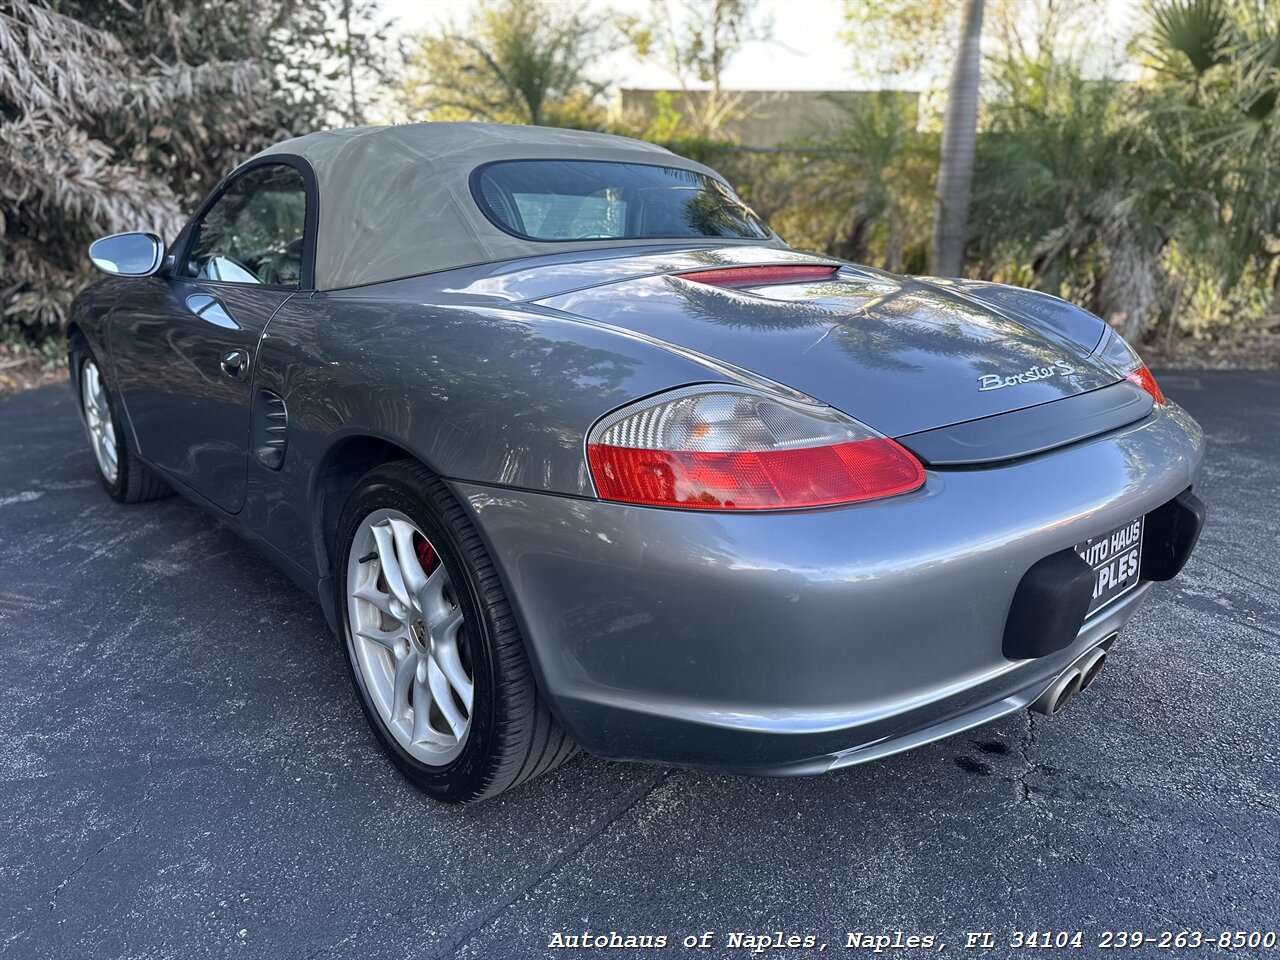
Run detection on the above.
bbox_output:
[1031,643,1110,716]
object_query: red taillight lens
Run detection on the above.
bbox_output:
[1097,329,1165,406]
[586,385,925,510]
[676,264,839,287]
[588,439,925,510]
[1126,365,1165,405]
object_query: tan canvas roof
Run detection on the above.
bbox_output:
[254,122,782,291]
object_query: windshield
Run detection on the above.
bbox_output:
[472,160,771,243]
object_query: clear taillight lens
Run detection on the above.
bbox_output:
[586,385,925,510]
[1096,329,1165,405]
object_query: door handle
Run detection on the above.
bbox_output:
[185,293,239,330]
[220,349,250,381]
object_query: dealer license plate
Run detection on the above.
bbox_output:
[1075,517,1144,617]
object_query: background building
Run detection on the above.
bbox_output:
[612,88,919,147]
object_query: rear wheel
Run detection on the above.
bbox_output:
[335,460,577,802]
[76,348,170,503]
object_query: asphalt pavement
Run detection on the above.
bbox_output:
[1,371,1277,960]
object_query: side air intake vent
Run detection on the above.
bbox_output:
[253,389,289,470]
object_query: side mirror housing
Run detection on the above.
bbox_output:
[89,232,165,277]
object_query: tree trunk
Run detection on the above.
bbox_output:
[834,211,870,264]
[1099,226,1158,343]
[1165,274,1185,348]
[343,0,362,126]
[887,207,903,273]
[930,0,984,277]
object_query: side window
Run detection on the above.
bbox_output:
[182,164,307,286]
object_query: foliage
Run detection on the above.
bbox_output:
[842,0,1111,85]
[3,0,1277,356]
[723,93,934,273]
[0,0,384,347]
[1142,0,1280,295]
[841,0,958,79]
[836,0,1278,341]
[400,0,608,128]
[969,62,1169,336]
[624,0,770,137]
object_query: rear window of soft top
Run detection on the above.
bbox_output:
[472,159,771,243]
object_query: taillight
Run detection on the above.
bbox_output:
[675,264,839,287]
[1125,365,1165,405]
[586,385,925,510]
[1096,329,1165,405]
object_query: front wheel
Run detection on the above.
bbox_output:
[334,460,577,803]
[75,347,170,503]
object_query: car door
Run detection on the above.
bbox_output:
[111,160,314,514]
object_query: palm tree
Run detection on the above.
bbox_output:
[1150,0,1280,270]
[930,0,985,277]
[401,0,606,128]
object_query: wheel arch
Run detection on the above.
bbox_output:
[305,430,562,743]
[66,301,114,408]
[66,321,112,422]
[66,322,88,407]
[309,431,432,583]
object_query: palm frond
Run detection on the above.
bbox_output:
[1147,0,1232,77]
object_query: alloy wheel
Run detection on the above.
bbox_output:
[81,359,119,485]
[345,509,475,766]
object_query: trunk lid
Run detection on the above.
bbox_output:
[539,265,1118,437]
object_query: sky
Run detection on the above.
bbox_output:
[382,0,867,92]
[380,0,1144,97]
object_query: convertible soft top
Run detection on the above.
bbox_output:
[255,122,779,290]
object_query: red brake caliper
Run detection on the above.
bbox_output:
[413,534,437,575]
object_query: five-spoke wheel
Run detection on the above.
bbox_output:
[72,343,169,503]
[346,510,475,765]
[335,460,577,802]
[81,359,119,485]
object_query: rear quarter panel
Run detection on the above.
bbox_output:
[247,293,748,577]
[942,278,1109,352]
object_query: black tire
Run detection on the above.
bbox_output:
[70,336,171,504]
[333,459,577,803]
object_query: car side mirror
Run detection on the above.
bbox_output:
[88,232,165,277]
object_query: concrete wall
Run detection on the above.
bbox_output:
[612,88,919,147]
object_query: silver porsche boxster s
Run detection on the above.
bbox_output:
[70,123,1205,802]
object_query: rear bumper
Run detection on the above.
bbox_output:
[449,402,1205,773]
